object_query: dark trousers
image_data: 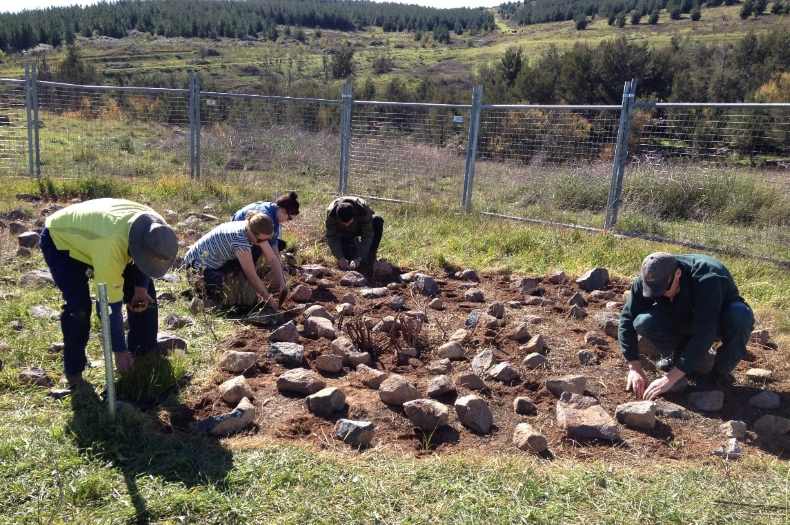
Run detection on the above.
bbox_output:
[40,229,158,376]
[633,301,753,375]
[338,216,384,271]
[201,240,285,297]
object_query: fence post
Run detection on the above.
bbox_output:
[338,79,353,194]
[97,283,116,421]
[24,65,35,177]
[188,73,201,179]
[31,64,41,177]
[604,79,637,230]
[461,85,483,211]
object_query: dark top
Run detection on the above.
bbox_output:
[619,254,743,374]
[325,196,374,260]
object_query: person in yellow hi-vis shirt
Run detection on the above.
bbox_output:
[40,198,178,388]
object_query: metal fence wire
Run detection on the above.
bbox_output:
[0,70,787,264]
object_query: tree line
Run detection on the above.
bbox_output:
[0,0,494,53]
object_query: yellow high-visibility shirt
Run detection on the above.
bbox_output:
[45,198,163,303]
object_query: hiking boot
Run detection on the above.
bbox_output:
[65,372,85,389]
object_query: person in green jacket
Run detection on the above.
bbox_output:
[324,196,383,275]
[619,252,754,401]
[40,198,178,388]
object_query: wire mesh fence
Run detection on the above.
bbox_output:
[348,101,469,204]
[0,79,28,177]
[473,105,622,230]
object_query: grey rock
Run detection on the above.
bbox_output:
[361,287,389,299]
[615,401,657,430]
[302,264,331,278]
[345,351,372,367]
[522,352,547,369]
[720,420,747,440]
[749,390,781,410]
[403,398,450,431]
[270,321,300,343]
[513,396,537,416]
[372,260,399,281]
[576,267,609,292]
[16,246,31,257]
[304,305,333,321]
[48,342,64,353]
[165,313,193,329]
[336,303,354,316]
[487,362,520,383]
[556,392,620,441]
[356,364,388,389]
[28,305,58,320]
[546,375,587,397]
[379,374,420,406]
[688,390,724,412]
[18,367,53,387]
[712,438,742,460]
[513,423,548,453]
[413,274,439,297]
[507,301,522,309]
[404,310,428,323]
[428,298,445,310]
[750,329,771,346]
[306,387,346,417]
[568,292,588,308]
[17,231,40,248]
[269,342,304,367]
[568,305,587,320]
[427,375,456,398]
[334,419,374,448]
[189,297,204,315]
[464,288,485,303]
[456,372,486,391]
[547,271,567,284]
[200,397,256,436]
[753,415,790,437]
[449,329,468,343]
[590,290,615,301]
[218,375,253,405]
[438,341,465,361]
[455,395,494,434]
[577,350,599,366]
[457,269,480,282]
[157,333,187,354]
[9,221,26,235]
[427,358,452,375]
[487,301,506,319]
[522,296,549,306]
[157,291,176,302]
[655,400,690,419]
[303,316,336,339]
[9,320,23,331]
[276,368,326,396]
[584,331,609,348]
[389,295,406,311]
[513,277,541,293]
[471,348,496,376]
[507,322,531,342]
[315,354,344,374]
[160,273,179,283]
[522,334,545,354]
[595,313,619,338]
[19,270,55,288]
[218,351,257,373]
[290,284,313,303]
[605,301,622,311]
[339,293,357,305]
[745,368,773,381]
[330,336,356,356]
[400,271,419,283]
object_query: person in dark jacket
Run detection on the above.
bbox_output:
[325,196,383,274]
[619,252,754,401]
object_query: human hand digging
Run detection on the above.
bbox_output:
[129,287,153,313]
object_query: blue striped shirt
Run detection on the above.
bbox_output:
[184,221,252,270]
[231,201,280,247]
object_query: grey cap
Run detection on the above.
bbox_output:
[640,252,678,298]
[128,214,178,279]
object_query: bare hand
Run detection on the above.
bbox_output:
[644,375,674,400]
[115,351,134,372]
[626,366,647,399]
[337,258,350,271]
[129,287,153,313]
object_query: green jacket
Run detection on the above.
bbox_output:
[618,254,743,374]
[325,196,374,260]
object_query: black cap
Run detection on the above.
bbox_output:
[337,202,354,222]
[128,214,178,278]
[640,252,678,298]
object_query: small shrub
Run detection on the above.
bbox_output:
[553,173,609,211]
[199,47,221,58]
[372,55,394,75]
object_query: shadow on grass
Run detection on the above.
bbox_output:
[66,357,234,524]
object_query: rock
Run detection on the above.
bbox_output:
[471,349,496,375]
[404,310,428,323]
[290,284,313,303]
[590,290,615,301]
[9,221,26,235]
[336,303,354,316]
[306,387,346,417]
[28,305,58,320]
[525,315,544,325]
[189,297,204,314]
[688,390,724,412]
[18,367,53,387]
[218,376,253,405]
[17,231,40,248]
[746,368,773,381]
[721,420,747,440]
[468,311,498,330]
[654,400,690,419]
[456,372,486,391]
[523,334,545,354]
[165,313,193,329]
[276,368,326,396]
[303,316,336,339]
[522,352,547,369]
[455,395,493,434]
[403,399,450,431]
[16,247,31,257]
[428,298,444,311]
[330,336,356,356]
[157,333,187,354]
[48,388,72,400]
[389,295,406,311]
[568,305,587,320]
[219,351,257,373]
[712,438,742,460]
[584,331,609,348]
[595,313,619,338]
[750,329,771,346]
[507,301,522,309]
[487,362,520,383]
[449,329,468,343]
[199,397,256,436]
[514,396,538,416]
[9,320,23,331]
[546,375,587,397]
[372,316,397,333]
[270,321,300,343]
[372,260,399,281]
[749,391,781,410]
[615,401,657,430]
[315,354,344,374]
[345,351,372,367]
[387,282,402,291]
[302,264,330,278]
[303,306,332,322]
[48,342,64,353]
[438,341,465,361]
[334,419,374,448]
[19,269,55,288]
[556,392,620,441]
[513,277,541,293]
[379,375,420,406]
[507,322,531,342]
[457,269,480,282]
[464,289,485,303]
[576,268,609,292]
[356,364,388,389]
[577,350,599,366]
[522,296,549,306]
[413,274,439,297]
[361,287,388,299]
[605,301,622,311]
[163,209,178,222]
[547,271,567,284]
[268,342,304,367]
[428,358,452,375]
[157,291,176,302]
[753,415,790,437]
[160,273,179,283]
[400,271,419,282]
[513,423,548,453]
[339,293,357,305]
[427,375,456,398]
[568,292,588,308]
[318,279,336,289]
[487,301,506,319]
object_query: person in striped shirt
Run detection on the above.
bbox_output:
[184,212,281,308]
